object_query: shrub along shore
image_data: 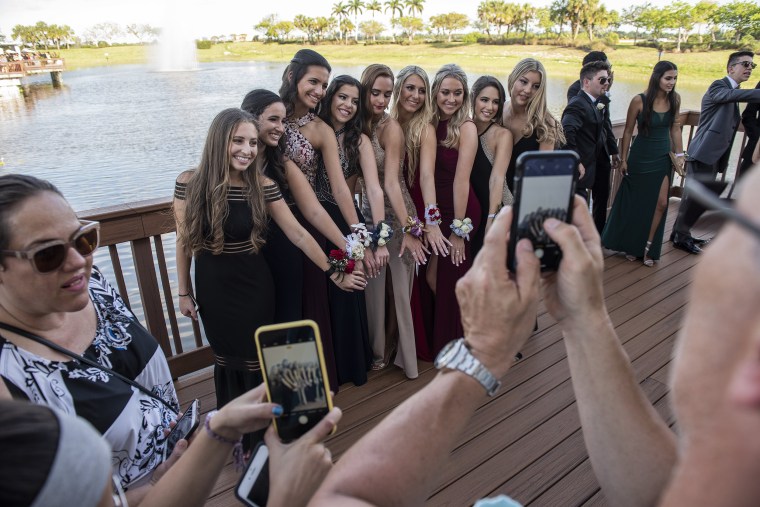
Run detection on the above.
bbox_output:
[58,41,741,89]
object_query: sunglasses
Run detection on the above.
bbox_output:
[1,220,100,274]
[598,77,610,85]
[732,61,757,70]
[684,179,760,240]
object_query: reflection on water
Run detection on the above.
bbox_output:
[0,60,722,212]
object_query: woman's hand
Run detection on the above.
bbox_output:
[179,295,198,320]
[331,271,367,292]
[374,245,390,269]
[400,234,429,265]
[363,248,379,278]
[210,384,282,441]
[618,160,628,176]
[265,407,342,507]
[449,235,466,266]
[424,224,451,257]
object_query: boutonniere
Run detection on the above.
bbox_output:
[596,102,606,111]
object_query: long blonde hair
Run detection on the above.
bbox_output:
[180,108,268,255]
[506,58,565,146]
[390,65,433,186]
[431,63,470,149]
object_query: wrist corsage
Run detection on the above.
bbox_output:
[402,216,424,239]
[450,217,474,240]
[350,223,371,246]
[346,234,366,261]
[371,220,394,249]
[328,249,356,282]
[424,204,442,226]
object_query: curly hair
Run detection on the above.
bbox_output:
[506,58,565,147]
[278,49,331,117]
[431,63,470,149]
[390,65,433,186]
[179,108,268,256]
[319,75,364,175]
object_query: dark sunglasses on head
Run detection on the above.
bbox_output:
[1,220,100,274]
[732,61,757,70]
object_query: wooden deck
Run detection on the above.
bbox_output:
[175,198,723,507]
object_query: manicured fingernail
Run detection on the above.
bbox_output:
[273,405,283,416]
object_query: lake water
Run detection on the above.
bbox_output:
[0,60,715,212]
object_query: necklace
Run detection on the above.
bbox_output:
[334,126,346,138]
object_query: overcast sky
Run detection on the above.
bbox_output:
[2,0,702,40]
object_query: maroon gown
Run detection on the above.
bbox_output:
[411,119,481,358]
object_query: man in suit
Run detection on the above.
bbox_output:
[672,51,760,254]
[739,80,760,176]
[562,60,612,201]
[567,52,621,233]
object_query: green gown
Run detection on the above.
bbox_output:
[602,96,672,260]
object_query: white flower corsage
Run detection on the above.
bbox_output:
[345,233,366,260]
[596,102,605,111]
[350,223,372,247]
[371,220,394,249]
[450,217,474,240]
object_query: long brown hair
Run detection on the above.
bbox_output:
[180,108,268,255]
[640,60,681,137]
[361,63,394,137]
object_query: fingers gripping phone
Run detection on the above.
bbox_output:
[508,150,579,272]
[164,398,200,460]
[255,319,334,442]
[235,442,269,507]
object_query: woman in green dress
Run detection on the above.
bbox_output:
[602,61,684,266]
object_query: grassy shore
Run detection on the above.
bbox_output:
[59,41,733,89]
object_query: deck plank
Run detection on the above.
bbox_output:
[172,199,722,506]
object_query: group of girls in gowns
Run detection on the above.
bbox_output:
[172,51,583,419]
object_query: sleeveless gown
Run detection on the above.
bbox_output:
[282,113,339,389]
[416,119,481,357]
[602,97,672,260]
[506,132,540,192]
[360,114,419,378]
[314,130,372,386]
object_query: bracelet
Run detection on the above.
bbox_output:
[328,249,356,274]
[205,410,244,471]
[178,293,191,297]
[450,217,474,240]
[675,153,684,157]
[424,204,442,226]
[371,220,394,249]
[402,216,424,239]
[487,213,498,219]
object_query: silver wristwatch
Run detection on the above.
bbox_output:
[434,338,501,396]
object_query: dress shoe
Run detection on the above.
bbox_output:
[672,235,701,254]
[691,236,711,246]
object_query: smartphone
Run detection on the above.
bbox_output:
[255,319,334,442]
[163,398,200,460]
[235,442,269,507]
[508,150,579,272]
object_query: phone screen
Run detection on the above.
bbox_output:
[164,399,199,459]
[508,150,578,271]
[256,321,332,442]
[235,443,269,507]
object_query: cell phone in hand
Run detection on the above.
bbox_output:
[508,150,579,272]
[235,442,269,507]
[163,398,200,460]
[255,319,334,442]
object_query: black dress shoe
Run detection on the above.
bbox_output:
[691,236,711,246]
[672,236,702,254]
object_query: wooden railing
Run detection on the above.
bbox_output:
[0,58,65,78]
[75,108,750,380]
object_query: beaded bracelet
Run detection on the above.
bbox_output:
[205,410,244,471]
[371,220,394,249]
[402,216,424,239]
[450,218,474,240]
[424,204,442,226]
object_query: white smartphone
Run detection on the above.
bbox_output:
[163,399,200,460]
[235,442,269,507]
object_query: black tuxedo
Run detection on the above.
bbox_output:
[740,81,760,174]
[568,81,618,232]
[562,90,607,196]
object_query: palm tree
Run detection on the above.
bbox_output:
[405,0,425,17]
[332,2,349,42]
[347,0,365,41]
[384,0,405,40]
[367,0,382,18]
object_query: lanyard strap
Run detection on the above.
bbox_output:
[0,321,177,414]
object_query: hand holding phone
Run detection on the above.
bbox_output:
[508,150,579,272]
[255,320,334,442]
[236,443,270,507]
[164,399,200,460]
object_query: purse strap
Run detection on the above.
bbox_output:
[0,321,177,414]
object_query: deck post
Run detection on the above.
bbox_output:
[50,71,63,87]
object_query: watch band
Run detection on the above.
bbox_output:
[434,338,501,396]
